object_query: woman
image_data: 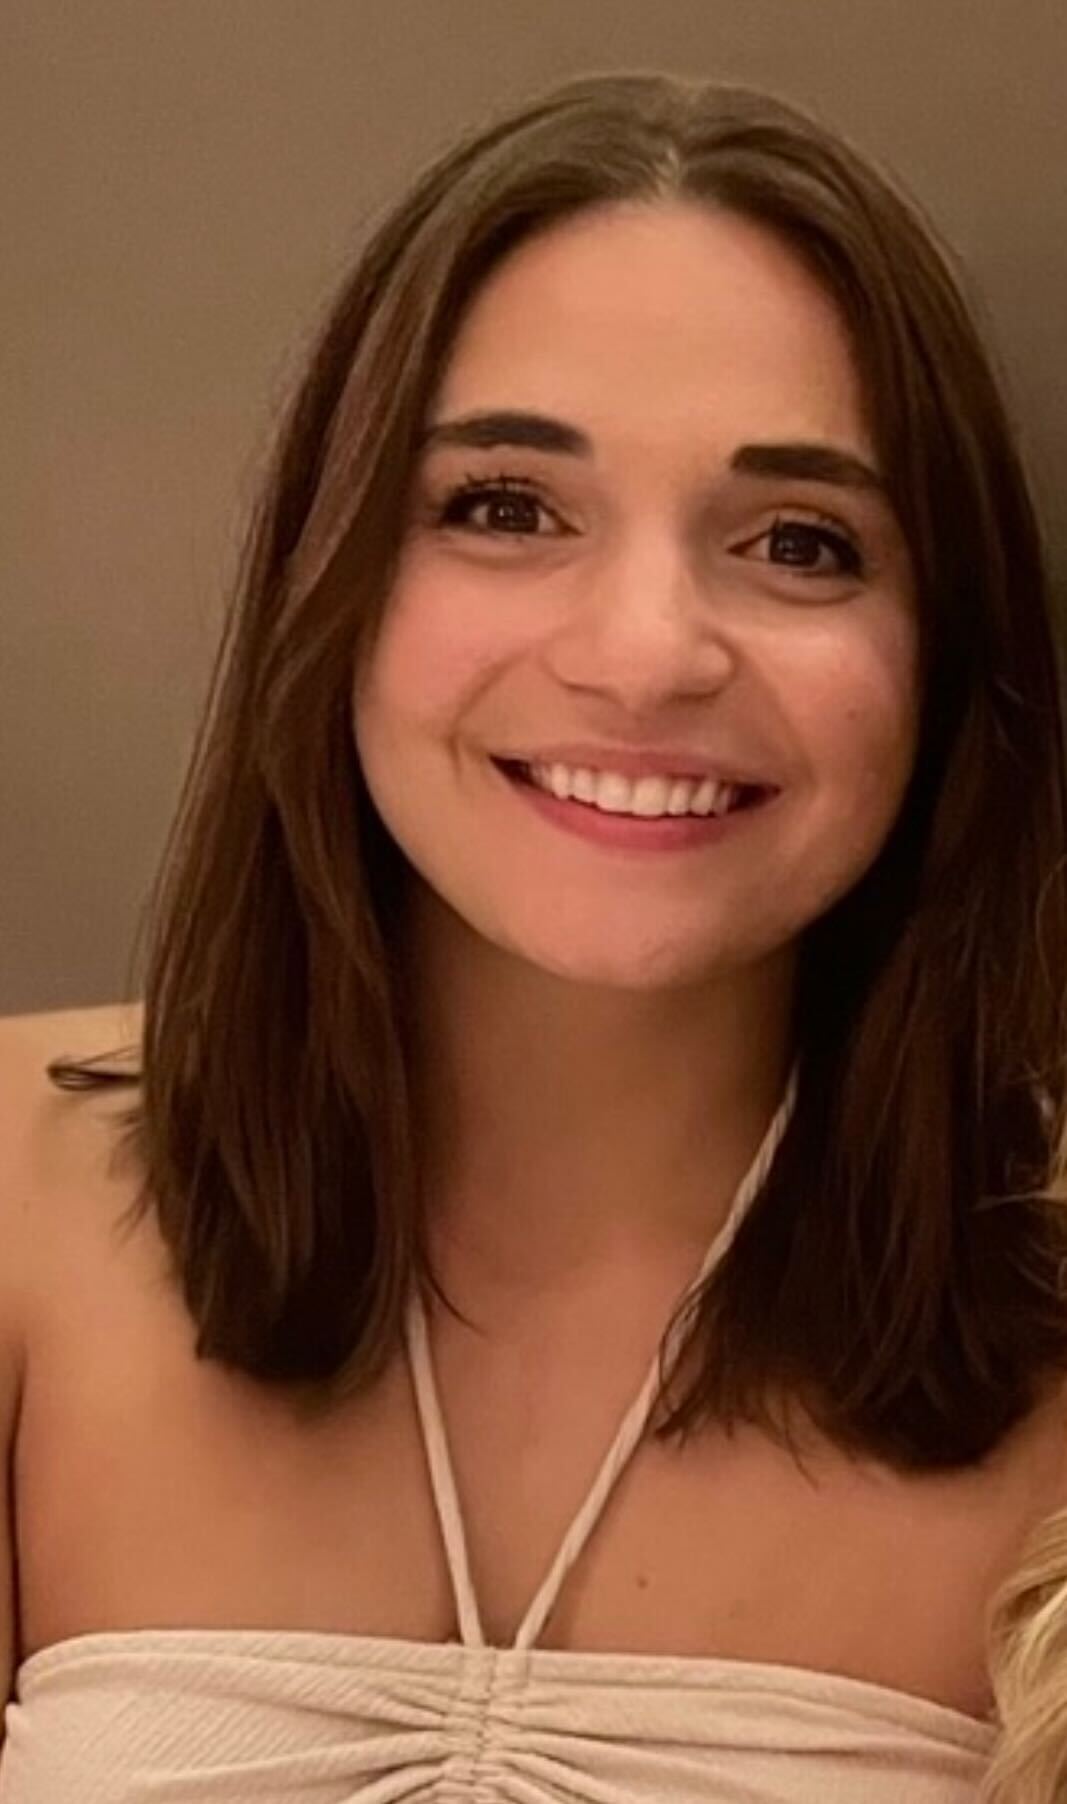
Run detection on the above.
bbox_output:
[1,68,1065,1803]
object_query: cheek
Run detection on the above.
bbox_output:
[352,580,535,857]
[355,578,521,753]
[791,618,920,844]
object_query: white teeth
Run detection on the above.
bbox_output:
[594,772,636,813]
[529,762,738,818]
[666,779,695,816]
[689,777,717,817]
[547,762,574,801]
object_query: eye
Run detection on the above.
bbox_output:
[432,475,565,539]
[740,515,865,579]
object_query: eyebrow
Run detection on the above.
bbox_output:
[418,410,886,494]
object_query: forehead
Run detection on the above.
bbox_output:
[431,201,872,459]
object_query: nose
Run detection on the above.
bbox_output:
[542,531,736,712]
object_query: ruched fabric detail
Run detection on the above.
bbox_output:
[2,1627,997,1801]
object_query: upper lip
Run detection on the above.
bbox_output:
[495,745,778,789]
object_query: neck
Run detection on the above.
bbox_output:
[403,886,797,1300]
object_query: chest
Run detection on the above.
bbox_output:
[422,1302,1063,1719]
[12,1199,1067,1725]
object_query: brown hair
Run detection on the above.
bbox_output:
[52,72,1067,1477]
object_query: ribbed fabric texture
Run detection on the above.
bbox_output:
[0,1067,1001,1800]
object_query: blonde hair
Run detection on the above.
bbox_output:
[981,1104,1067,1802]
[977,1078,1067,1802]
[981,1501,1067,1802]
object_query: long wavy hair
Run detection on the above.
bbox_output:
[48,72,1067,1800]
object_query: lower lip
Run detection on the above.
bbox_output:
[495,763,776,852]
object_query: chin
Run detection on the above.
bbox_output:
[502,928,752,995]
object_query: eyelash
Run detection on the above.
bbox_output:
[430,473,866,579]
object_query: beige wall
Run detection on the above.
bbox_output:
[5,0,1066,1013]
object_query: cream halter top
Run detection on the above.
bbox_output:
[0,1070,999,1800]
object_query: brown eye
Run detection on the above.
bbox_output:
[435,478,561,538]
[763,517,863,577]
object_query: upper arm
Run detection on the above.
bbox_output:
[0,1311,20,1720]
[0,1001,142,1712]
[0,1014,48,1716]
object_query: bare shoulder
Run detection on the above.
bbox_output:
[0,1005,181,1684]
[0,1001,145,1278]
[0,998,143,1087]
[0,998,143,1121]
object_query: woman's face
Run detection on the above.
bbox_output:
[353,201,919,991]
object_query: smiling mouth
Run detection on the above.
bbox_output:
[491,758,771,813]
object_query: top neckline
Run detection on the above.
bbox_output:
[404,1069,798,1652]
[11,1061,999,1743]
[13,1624,998,1744]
